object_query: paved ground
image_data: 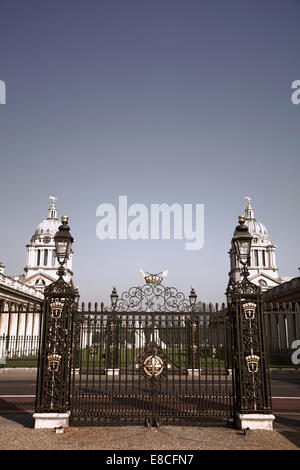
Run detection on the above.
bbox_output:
[0,408,299,450]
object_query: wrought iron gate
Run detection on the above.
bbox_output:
[70,283,234,426]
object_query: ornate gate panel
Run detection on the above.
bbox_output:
[70,283,234,426]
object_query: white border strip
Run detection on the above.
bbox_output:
[0,395,35,398]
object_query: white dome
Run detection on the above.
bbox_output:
[245,218,270,238]
[31,199,60,241]
[34,218,60,238]
[244,198,271,241]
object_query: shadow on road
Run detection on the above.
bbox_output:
[0,399,34,428]
[275,414,300,449]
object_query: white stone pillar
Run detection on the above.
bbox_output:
[17,313,26,337]
[25,312,34,337]
[27,246,36,269]
[32,313,40,337]
[272,247,277,270]
[9,313,18,337]
[0,313,9,336]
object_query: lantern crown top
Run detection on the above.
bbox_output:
[236,216,248,231]
[59,216,71,231]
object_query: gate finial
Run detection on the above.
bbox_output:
[140,269,168,285]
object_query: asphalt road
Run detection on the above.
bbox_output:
[0,368,300,411]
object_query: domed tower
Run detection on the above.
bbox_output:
[24,197,73,289]
[229,197,282,291]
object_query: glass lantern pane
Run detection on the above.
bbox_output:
[56,241,67,254]
[239,241,250,256]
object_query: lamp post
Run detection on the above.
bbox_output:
[107,286,120,371]
[228,216,274,430]
[187,287,198,370]
[189,287,197,312]
[232,215,252,281]
[34,216,75,429]
[110,286,119,310]
[54,216,74,279]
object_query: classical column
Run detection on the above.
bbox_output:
[16,308,26,337]
[8,305,18,337]
[32,312,40,337]
[25,312,34,337]
[0,309,9,336]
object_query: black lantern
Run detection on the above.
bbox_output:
[189,287,197,310]
[54,216,74,270]
[232,216,252,266]
[110,286,118,310]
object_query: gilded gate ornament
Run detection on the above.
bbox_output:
[47,353,61,372]
[242,302,257,321]
[135,341,171,382]
[50,300,64,319]
[143,355,164,377]
[245,354,260,374]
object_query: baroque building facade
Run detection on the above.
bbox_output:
[0,197,74,338]
[229,197,293,291]
[24,197,73,288]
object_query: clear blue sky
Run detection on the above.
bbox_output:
[0,0,299,305]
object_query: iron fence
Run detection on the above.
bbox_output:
[1,302,299,371]
[0,334,40,367]
[263,302,300,369]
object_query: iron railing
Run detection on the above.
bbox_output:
[0,334,40,367]
[1,303,300,369]
[264,302,300,369]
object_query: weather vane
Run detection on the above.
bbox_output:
[140,269,168,285]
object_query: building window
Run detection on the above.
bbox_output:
[262,250,266,267]
[37,250,41,266]
[254,250,259,266]
[44,249,48,266]
[52,250,56,267]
